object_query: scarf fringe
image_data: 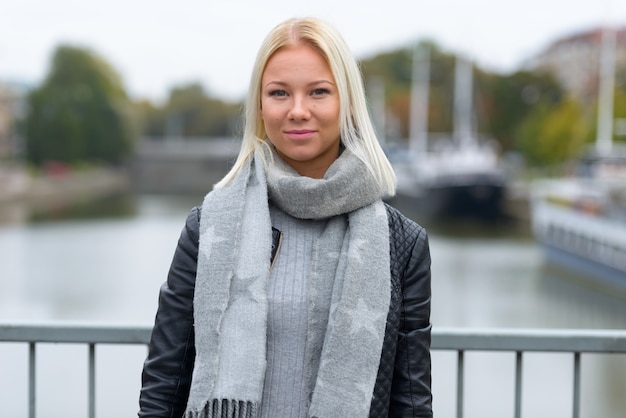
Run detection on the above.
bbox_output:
[185,399,259,418]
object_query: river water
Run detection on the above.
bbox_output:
[0,193,625,418]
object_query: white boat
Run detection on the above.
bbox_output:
[388,46,508,220]
[530,28,626,286]
[531,149,626,284]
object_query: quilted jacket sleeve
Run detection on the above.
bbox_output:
[138,207,200,417]
[389,217,433,417]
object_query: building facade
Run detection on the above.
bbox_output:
[528,26,626,103]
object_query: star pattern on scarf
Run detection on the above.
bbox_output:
[347,237,367,264]
[199,225,228,260]
[231,273,265,304]
[314,374,373,415]
[346,297,386,337]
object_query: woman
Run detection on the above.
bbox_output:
[139,17,432,418]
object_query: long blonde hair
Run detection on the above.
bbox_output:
[215,17,396,196]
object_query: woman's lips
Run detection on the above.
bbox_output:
[285,129,315,140]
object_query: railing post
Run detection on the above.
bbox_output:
[573,352,581,418]
[29,342,36,418]
[89,343,96,418]
[456,350,464,418]
[514,351,523,418]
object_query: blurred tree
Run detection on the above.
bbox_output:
[476,70,563,151]
[515,97,589,166]
[166,83,240,137]
[134,99,166,138]
[25,45,135,165]
[135,83,241,139]
[359,40,572,169]
[361,41,456,139]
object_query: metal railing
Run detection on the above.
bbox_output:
[0,323,151,418]
[1,323,626,418]
[433,327,626,418]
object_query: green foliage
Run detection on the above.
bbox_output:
[476,70,563,151]
[615,87,626,140]
[135,83,241,138]
[361,41,457,138]
[133,99,166,138]
[515,97,589,166]
[25,45,135,165]
[616,87,626,119]
[359,40,580,167]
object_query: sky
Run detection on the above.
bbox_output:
[1,0,624,103]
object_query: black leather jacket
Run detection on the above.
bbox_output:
[139,203,432,418]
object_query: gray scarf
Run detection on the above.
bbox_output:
[186,147,390,418]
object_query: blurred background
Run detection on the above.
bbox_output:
[1,1,626,417]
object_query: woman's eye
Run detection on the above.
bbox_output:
[312,88,330,96]
[268,89,287,97]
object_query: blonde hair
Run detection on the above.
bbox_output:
[215,17,396,196]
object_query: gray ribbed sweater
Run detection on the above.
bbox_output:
[259,204,328,418]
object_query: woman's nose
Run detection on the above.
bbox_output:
[288,95,310,120]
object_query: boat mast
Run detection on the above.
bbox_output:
[369,76,387,147]
[409,43,430,158]
[596,27,617,156]
[454,54,474,149]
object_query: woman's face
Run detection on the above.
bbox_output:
[260,44,341,179]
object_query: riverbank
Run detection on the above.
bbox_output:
[0,164,131,225]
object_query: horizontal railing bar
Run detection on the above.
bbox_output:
[0,323,152,344]
[432,327,626,353]
[2,324,626,353]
